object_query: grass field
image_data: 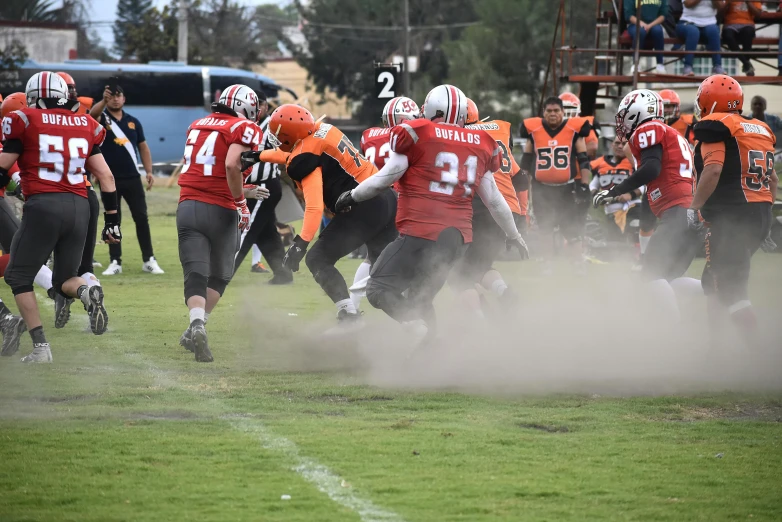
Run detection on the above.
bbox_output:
[1,185,781,522]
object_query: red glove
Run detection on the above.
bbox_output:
[235,197,250,231]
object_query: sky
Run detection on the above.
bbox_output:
[58,0,284,50]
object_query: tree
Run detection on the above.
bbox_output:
[0,0,59,22]
[124,6,178,62]
[114,0,154,59]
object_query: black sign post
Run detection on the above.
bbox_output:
[374,63,402,100]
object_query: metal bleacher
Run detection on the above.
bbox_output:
[543,0,782,116]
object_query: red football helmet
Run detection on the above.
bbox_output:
[465,98,480,125]
[268,104,315,151]
[659,89,681,122]
[559,92,581,118]
[695,74,743,118]
[1,92,27,119]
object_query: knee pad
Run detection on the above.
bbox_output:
[184,272,207,302]
[207,276,230,297]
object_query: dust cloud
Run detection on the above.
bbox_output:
[240,269,782,397]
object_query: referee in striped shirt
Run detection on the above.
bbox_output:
[234,96,293,284]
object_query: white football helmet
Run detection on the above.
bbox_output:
[381,96,419,128]
[422,84,467,126]
[218,84,260,122]
[25,71,69,106]
[615,89,664,140]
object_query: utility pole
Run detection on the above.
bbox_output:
[177,0,189,63]
[403,0,410,96]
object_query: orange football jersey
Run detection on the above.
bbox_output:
[669,114,695,145]
[466,119,522,214]
[521,117,591,184]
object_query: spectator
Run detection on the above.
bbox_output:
[624,0,669,74]
[676,0,725,76]
[750,96,782,142]
[722,1,762,76]
[663,0,684,37]
[90,83,165,275]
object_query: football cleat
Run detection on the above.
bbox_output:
[21,342,52,363]
[190,319,213,363]
[102,260,122,275]
[250,262,269,273]
[0,314,26,357]
[54,293,73,329]
[85,286,108,335]
[142,256,165,274]
[179,326,195,353]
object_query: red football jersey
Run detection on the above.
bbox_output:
[390,119,501,242]
[1,108,105,198]
[360,127,392,169]
[627,120,694,216]
[178,113,260,210]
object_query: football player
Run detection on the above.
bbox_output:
[0,72,121,362]
[55,72,93,116]
[520,96,592,273]
[659,89,696,146]
[244,104,398,327]
[334,85,528,341]
[348,96,420,310]
[589,135,641,242]
[176,84,261,362]
[559,92,600,159]
[451,97,529,311]
[691,75,778,343]
[594,89,702,322]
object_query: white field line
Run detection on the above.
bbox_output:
[230,417,406,522]
[119,348,406,522]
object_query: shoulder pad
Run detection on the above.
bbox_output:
[693,118,731,143]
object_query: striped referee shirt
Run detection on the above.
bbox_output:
[244,115,280,185]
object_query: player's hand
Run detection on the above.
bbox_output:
[334,190,356,213]
[592,189,615,207]
[686,208,704,232]
[506,234,530,260]
[243,184,270,200]
[101,212,122,244]
[7,184,23,201]
[235,198,251,231]
[146,172,154,191]
[240,151,261,172]
[573,183,591,204]
[760,234,777,253]
[282,235,309,272]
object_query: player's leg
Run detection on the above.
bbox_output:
[305,189,396,322]
[78,187,101,289]
[0,295,26,357]
[530,181,558,273]
[256,215,291,284]
[251,244,263,265]
[0,197,54,297]
[233,198,262,275]
[562,185,589,274]
[4,196,63,362]
[177,200,215,361]
[637,195,656,269]
[355,190,398,311]
[366,235,426,322]
[105,180,125,272]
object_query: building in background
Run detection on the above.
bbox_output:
[0,21,78,63]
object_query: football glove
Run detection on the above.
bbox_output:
[101,212,122,243]
[686,208,704,232]
[592,189,615,208]
[573,183,591,204]
[240,151,261,172]
[235,198,251,231]
[506,235,530,260]
[334,190,356,213]
[283,235,309,272]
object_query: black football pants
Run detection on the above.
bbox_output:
[109,176,154,263]
[233,178,286,275]
[78,188,100,276]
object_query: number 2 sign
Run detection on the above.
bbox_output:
[375,64,401,99]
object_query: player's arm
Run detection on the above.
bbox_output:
[519,139,535,177]
[0,151,19,187]
[85,152,122,244]
[604,144,662,197]
[477,172,529,259]
[575,137,591,183]
[350,152,408,202]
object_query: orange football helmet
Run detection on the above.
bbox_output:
[268,104,315,151]
[559,92,581,118]
[1,92,27,119]
[658,89,681,122]
[695,74,743,118]
[465,98,479,125]
[56,71,78,100]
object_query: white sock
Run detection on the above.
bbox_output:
[490,279,508,297]
[189,307,205,324]
[639,233,652,255]
[204,312,210,324]
[80,272,101,288]
[647,279,680,323]
[350,261,372,310]
[34,266,53,290]
[251,244,262,265]
[671,277,702,297]
[336,299,357,314]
